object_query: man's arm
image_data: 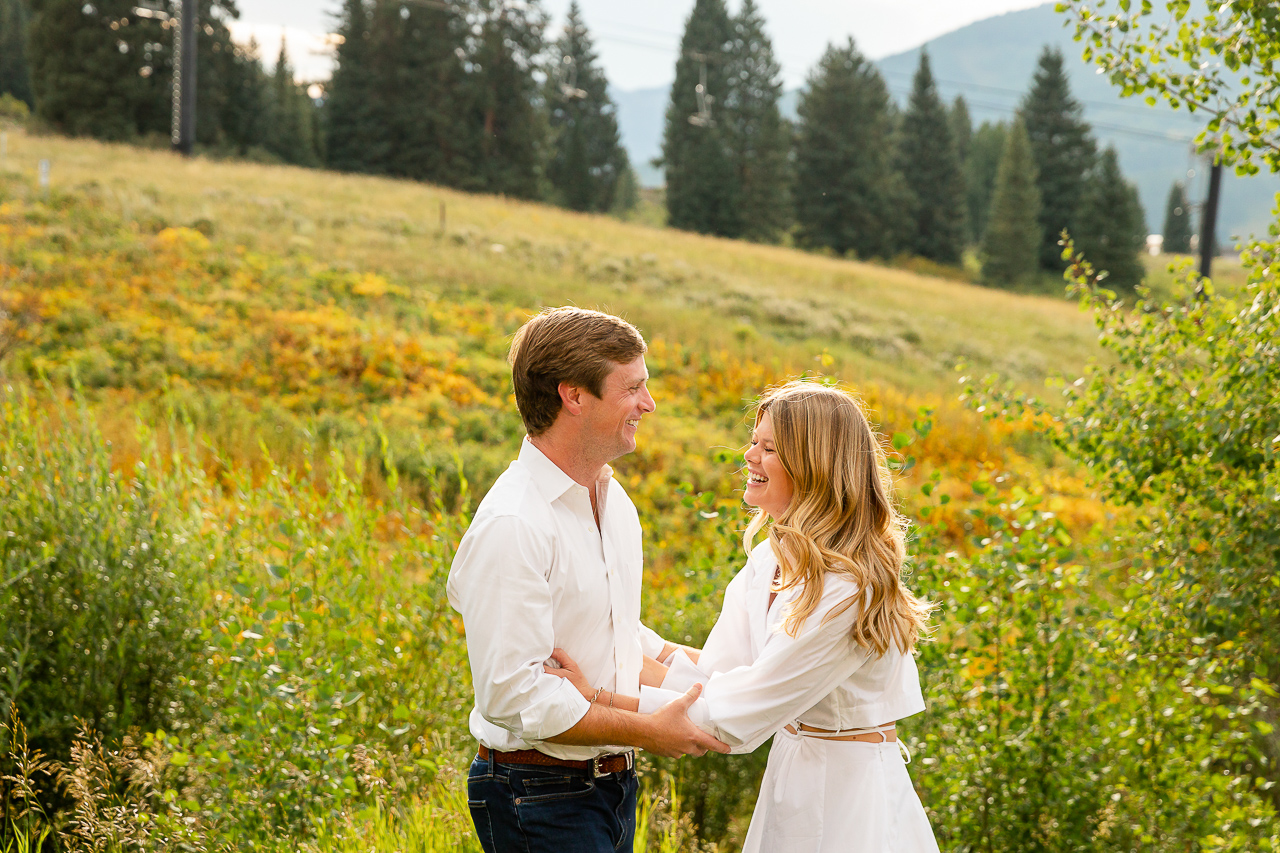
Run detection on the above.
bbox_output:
[544,683,728,758]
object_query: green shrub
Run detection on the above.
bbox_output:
[0,94,29,125]
[0,392,203,790]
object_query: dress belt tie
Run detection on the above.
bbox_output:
[782,722,912,764]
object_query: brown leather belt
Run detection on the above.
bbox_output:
[477,744,635,778]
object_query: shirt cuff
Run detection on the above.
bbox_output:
[518,677,593,741]
[660,650,709,693]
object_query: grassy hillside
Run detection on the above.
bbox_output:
[2,128,1101,390]
[0,130,1148,852]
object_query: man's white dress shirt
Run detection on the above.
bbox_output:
[448,438,666,761]
[638,540,926,753]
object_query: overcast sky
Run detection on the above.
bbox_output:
[230,0,1049,89]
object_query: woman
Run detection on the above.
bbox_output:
[547,380,939,852]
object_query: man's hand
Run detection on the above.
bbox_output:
[640,683,730,758]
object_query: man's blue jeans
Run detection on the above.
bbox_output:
[467,754,638,853]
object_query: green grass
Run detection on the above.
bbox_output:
[1,127,1105,393]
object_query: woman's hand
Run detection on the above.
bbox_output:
[544,648,594,700]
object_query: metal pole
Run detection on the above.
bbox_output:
[1198,159,1222,281]
[172,0,197,155]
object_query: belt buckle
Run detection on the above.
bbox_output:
[592,751,634,778]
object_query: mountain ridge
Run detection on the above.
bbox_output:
[613,1,1279,240]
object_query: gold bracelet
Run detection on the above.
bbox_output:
[589,687,605,705]
[608,690,615,709]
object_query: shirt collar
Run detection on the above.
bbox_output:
[518,437,614,504]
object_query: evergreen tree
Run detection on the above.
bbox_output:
[1075,146,1147,291]
[722,0,790,242]
[793,38,909,259]
[26,0,249,144]
[28,0,167,139]
[466,0,548,199]
[610,161,640,216]
[1020,45,1096,271]
[545,2,627,212]
[1162,180,1193,254]
[661,0,739,237]
[980,118,1041,288]
[382,0,469,185]
[950,95,971,166]
[326,0,388,173]
[0,0,33,106]
[898,50,966,263]
[263,39,319,166]
[964,121,1007,245]
[217,36,270,155]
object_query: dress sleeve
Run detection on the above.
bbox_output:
[642,577,871,754]
[446,514,591,741]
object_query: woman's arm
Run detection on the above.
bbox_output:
[639,580,873,754]
[544,648,642,712]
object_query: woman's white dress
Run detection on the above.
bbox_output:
[638,541,939,853]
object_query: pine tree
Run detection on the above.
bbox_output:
[661,0,739,237]
[383,0,469,185]
[217,37,270,155]
[964,121,1007,245]
[611,160,640,216]
[1020,46,1096,271]
[545,2,627,212]
[1162,180,1193,254]
[793,38,909,259]
[0,0,33,106]
[980,118,1041,288]
[722,0,790,242]
[326,0,388,173]
[898,51,967,263]
[1075,146,1147,291]
[466,0,548,199]
[26,0,243,143]
[28,0,167,139]
[262,39,319,166]
[950,95,971,166]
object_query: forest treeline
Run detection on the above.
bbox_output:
[0,0,1198,289]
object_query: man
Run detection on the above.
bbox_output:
[448,307,726,853]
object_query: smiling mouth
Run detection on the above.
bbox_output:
[746,471,768,484]
[626,419,640,429]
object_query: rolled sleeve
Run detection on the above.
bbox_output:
[660,649,708,693]
[447,514,591,741]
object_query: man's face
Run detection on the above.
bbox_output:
[579,356,656,463]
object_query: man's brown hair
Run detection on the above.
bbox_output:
[508,307,647,436]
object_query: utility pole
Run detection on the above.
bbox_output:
[1198,158,1222,281]
[171,0,197,155]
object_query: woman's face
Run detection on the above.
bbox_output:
[744,410,794,517]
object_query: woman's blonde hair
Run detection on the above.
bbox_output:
[744,380,933,655]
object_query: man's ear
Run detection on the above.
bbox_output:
[558,382,586,416]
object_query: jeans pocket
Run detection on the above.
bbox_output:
[512,768,595,805]
[467,799,495,853]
